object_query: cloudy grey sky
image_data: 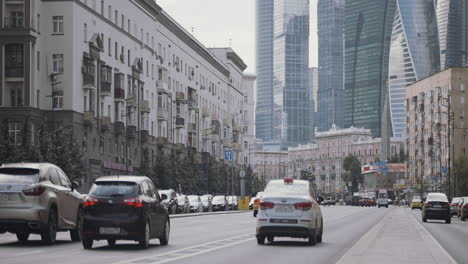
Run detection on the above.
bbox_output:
[157,0,318,73]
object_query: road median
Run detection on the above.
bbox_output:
[170,210,251,219]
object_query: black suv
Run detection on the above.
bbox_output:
[81,176,170,249]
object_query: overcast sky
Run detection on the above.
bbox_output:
[157,0,318,73]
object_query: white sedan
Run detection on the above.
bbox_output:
[256,178,324,245]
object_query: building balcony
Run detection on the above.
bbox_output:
[211,112,219,121]
[188,97,198,109]
[101,81,111,96]
[83,111,94,126]
[223,119,230,127]
[3,17,25,29]
[176,116,185,128]
[156,137,168,145]
[126,94,137,107]
[127,125,137,139]
[83,73,95,88]
[157,108,170,121]
[222,139,230,146]
[156,80,168,90]
[141,130,150,142]
[114,121,125,135]
[140,100,150,112]
[5,66,23,78]
[202,107,210,117]
[211,134,219,142]
[176,92,186,103]
[114,88,125,100]
[100,116,111,131]
[188,123,197,133]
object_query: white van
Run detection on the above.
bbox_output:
[378,190,389,208]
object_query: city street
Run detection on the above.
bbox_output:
[2,206,465,264]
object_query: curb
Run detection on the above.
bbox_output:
[170,210,251,219]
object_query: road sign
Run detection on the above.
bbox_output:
[442,166,447,173]
[224,149,233,160]
[239,170,245,178]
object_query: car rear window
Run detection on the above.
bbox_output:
[452,198,461,203]
[188,196,199,202]
[264,182,308,196]
[212,196,225,202]
[89,181,139,198]
[427,193,449,202]
[0,168,40,184]
[378,192,388,198]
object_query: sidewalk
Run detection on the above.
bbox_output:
[337,207,456,264]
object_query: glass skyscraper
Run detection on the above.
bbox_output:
[273,0,311,148]
[388,0,440,138]
[343,0,396,137]
[317,0,345,132]
[436,0,468,69]
[255,0,275,142]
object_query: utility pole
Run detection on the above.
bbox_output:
[447,92,451,200]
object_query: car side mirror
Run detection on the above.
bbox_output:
[71,181,79,191]
[161,194,168,200]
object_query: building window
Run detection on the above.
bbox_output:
[10,87,23,106]
[37,51,40,71]
[121,14,124,28]
[114,10,118,24]
[108,37,111,56]
[8,122,21,145]
[114,42,118,59]
[5,44,24,78]
[52,95,63,109]
[461,96,465,104]
[108,5,111,20]
[100,0,104,15]
[84,23,87,42]
[52,16,64,34]
[52,54,64,73]
[461,84,465,92]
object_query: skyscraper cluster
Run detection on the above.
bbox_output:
[256,0,468,148]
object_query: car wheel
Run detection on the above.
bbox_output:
[386,205,388,208]
[445,217,451,224]
[16,232,30,242]
[139,220,151,249]
[41,208,58,245]
[267,235,274,242]
[82,239,93,249]
[461,215,466,221]
[308,229,317,246]
[159,219,170,246]
[107,239,116,247]
[70,209,82,242]
[256,235,265,245]
[253,210,258,217]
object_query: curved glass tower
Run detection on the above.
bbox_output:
[388,0,440,138]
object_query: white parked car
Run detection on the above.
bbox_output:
[187,195,203,213]
[256,179,324,245]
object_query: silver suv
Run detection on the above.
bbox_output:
[0,163,84,244]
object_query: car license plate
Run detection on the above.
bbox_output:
[99,227,120,235]
[270,219,298,224]
[434,205,441,208]
[0,193,17,201]
[275,205,292,213]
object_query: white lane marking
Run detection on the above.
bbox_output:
[114,233,252,264]
[409,209,457,264]
[151,237,256,264]
[15,250,43,256]
[324,208,369,222]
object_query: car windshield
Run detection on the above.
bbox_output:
[89,182,139,198]
[452,197,461,203]
[188,196,199,202]
[264,182,308,196]
[212,196,225,202]
[427,193,449,202]
[378,193,388,198]
[201,196,209,202]
[159,190,172,200]
[0,168,39,184]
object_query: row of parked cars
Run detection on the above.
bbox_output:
[157,189,239,214]
[0,162,240,250]
[449,196,468,220]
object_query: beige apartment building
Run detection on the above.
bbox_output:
[254,151,289,185]
[406,67,468,192]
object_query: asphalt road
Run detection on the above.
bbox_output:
[410,208,468,264]
[0,206,463,264]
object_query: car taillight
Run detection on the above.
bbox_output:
[294,201,313,211]
[425,202,431,207]
[22,186,46,196]
[464,204,468,209]
[123,198,144,208]
[442,203,450,208]
[260,201,274,210]
[83,197,99,207]
[254,198,260,204]
[450,204,455,207]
